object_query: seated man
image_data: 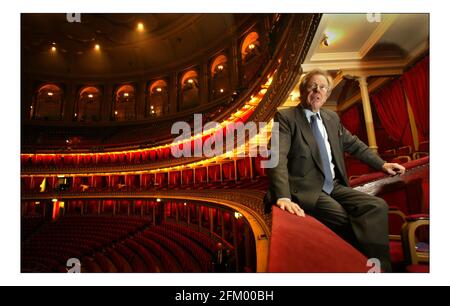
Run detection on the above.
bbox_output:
[264,69,405,272]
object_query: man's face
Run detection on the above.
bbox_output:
[304,74,330,112]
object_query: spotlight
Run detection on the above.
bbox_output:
[321,34,330,47]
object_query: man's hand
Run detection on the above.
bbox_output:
[276,199,305,217]
[382,162,406,176]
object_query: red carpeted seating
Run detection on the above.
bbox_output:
[268,207,369,272]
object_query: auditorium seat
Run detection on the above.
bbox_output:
[397,145,413,156]
[391,155,411,164]
[402,215,429,273]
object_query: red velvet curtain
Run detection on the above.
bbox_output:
[401,56,429,141]
[169,171,180,186]
[156,173,167,186]
[195,167,206,182]
[237,159,248,178]
[371,79,413,147]
[63,155,73,165]
[222,162,234,180]
[182,169,193,184]
[254,156,267,176]
[340,104,362,137]
[149,150,156,161]
[208,165,220,181]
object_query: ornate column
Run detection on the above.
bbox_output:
[230,39,240,89]
[102,82,114,121]
[169,72,178,114]
[358,77,378,152]
[63,81,76,121]
[200,61,209,105]
[136,80,146,120]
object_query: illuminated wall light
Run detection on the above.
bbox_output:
[234,212,243,219]
[321,34,330,47]
[30,105,33,109]
[156,87,162,92]
[150,105,154,109]
[151,110,155,114]
[88,94,93,98]
[51,46,56,52]
[123,92,129,97]
[47,92,53,96]
[94,44,100,51]
[156,198,162,202]
[74,113,77,117]
[187,79,194,84]
[65,139,69,143]
[137,22,144,32]
[248,43,255,50]
[220,89,224,93]
[114,110,118,115]
[52,198,58,202]
[217,65,224,71]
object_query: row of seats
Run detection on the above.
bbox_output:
[21,216,224,273]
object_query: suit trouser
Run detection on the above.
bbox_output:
[308,182,392,272]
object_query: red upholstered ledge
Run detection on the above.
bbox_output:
[268,207,369,272]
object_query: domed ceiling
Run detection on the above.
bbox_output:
[21,13,253,78]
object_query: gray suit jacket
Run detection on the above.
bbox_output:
[264,106,385,213]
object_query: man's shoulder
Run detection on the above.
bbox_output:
[276,107,299,119]
[320,108,340,121]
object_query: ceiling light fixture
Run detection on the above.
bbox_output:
[321,34,330,47]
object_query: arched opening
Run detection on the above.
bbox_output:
[240,31,264,86]
[114,84,136,121]
[210,54,230,100]
[180,70,199,111]
[33,84,64,120]
[75,86,101,122]
[148,79,168,117]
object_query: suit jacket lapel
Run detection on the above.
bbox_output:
[321,111,345,176]
[295,107,325,176]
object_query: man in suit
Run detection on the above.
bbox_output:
[264,69,405,272]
